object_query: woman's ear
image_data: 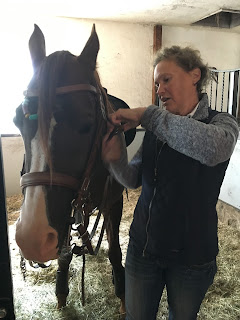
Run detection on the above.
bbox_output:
[191,68,201,85]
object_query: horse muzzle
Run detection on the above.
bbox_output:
[15,219,59,263]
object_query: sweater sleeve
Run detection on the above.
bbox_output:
[108,143,143,189]
[141,106,239,167]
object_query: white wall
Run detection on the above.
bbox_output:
[219,136,240,209]
[33,17,154,109]
[0,16,153,117]
[1,137,24,196]
[162,25,240,69]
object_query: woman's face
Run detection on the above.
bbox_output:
[154,59,201,116]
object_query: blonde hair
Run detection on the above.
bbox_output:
[154,46,210,97]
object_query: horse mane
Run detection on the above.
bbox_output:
[93,70,114,115]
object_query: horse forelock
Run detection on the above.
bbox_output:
[37,51,72,168]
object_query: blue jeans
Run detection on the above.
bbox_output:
[125,243,217,320]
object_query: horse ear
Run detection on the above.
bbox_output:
[29,24,46,71]
[78,24,99,70]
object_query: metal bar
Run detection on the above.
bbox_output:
[232,71,239,117]
[237,73,240,122]
[209,73,213,108]
[214,73,218,111]
[227,72,231,113]
[0,136,15,320]
[208,67,240,120]
[228,72,235,115]
[209,67,240,73]
[221,72,225,112]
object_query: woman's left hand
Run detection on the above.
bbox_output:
[102,122,125,163]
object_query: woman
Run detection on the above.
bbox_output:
[102,46,239,320]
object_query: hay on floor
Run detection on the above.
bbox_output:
[6,189,240,319]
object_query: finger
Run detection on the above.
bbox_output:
[110,108,131,123]
[108,113,122,125]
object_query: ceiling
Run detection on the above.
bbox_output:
[3,0,240,33]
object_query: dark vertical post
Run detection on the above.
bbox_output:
[232,71,239,117]
[214,73,218,111]
[209,72,213,108]
[220,72,225,112]
[0,136,15,320]
[227,72,231,113]
[238,89,240,125]
[152,25,162,105]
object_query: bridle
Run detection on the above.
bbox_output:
[19,81,112,304]
[20,82,110,258]
[23,83,98,97]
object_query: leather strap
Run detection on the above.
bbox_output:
[20,172,80,191]
[23,84,97,97]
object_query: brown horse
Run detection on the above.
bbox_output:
[14,24,135,314]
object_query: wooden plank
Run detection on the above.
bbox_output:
[152,25,162,105]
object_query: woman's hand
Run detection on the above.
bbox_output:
[109,107,147,131]
[102,107,147,164]
[102,122,126,163]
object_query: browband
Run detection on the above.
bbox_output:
[23,84,97,98]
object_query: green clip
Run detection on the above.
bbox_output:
[29,114,38,120]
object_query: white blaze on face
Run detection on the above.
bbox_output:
[30,116,57,172]
[16,118,59,262]
[30,131,47,172]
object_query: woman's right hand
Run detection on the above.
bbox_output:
[109,107,147,131]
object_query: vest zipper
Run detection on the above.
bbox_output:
[142,141,165,257]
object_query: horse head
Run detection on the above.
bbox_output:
[14,24,111,263]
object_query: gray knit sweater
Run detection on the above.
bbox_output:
[109,93,239,189]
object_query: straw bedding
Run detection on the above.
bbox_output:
[6,189,240,319]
